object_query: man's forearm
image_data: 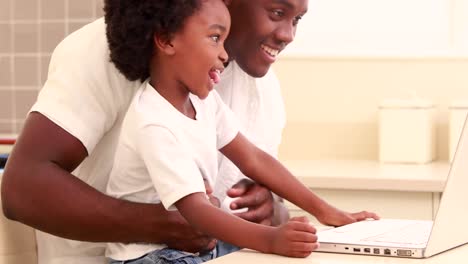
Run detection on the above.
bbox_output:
[1,112,177,243]
[2,162,171,243]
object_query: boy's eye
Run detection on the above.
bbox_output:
[211,35,220,42]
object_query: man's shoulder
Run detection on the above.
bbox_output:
[50,18,114,74]
[46,17,135,96]
[55,18,106,53]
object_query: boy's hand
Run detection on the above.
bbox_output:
[316,205,380,227]
[269,216,318,258]
[226,179,274,225]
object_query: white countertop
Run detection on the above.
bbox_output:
[282,160,450,192]
[208,244,468,264]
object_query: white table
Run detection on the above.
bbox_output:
[208,244,468,264]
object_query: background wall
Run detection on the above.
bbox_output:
[285,0,468,57]
[275,57,468,161]
[0,0,103,134]
[1,0,467,162]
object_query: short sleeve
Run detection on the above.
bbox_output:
[137,124,206,210]
[29,19,135,154]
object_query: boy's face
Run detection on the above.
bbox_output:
[225,0,308,78]
[170,0,231,99]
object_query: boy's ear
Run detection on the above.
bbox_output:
[154,34,175,55]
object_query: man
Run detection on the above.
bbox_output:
[1,1,376,263]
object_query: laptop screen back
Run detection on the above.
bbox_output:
[425,115,468,257]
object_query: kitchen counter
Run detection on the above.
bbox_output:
[280,160,450,221]
[283,160,449,192]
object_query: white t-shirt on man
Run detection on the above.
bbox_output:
[105,81,239,261]
[30,18,285,264]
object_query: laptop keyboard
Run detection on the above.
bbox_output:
[362,222,432,246]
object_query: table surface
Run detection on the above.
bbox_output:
[208,243,468,264]
[283,160,450,192]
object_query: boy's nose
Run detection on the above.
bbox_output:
[219,46,229,63]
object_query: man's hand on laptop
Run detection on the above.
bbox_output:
[315,205,380,227]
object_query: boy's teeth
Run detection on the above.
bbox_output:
[261,45,279,57]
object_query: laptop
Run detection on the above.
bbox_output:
[316,116,468,258]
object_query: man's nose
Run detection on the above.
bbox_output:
[275,22,295,46]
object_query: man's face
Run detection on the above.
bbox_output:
[225,0,308,78]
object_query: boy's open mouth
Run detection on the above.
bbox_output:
[209,68,222,84]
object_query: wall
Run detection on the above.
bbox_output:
[1,1,468,162]
[275,57,468,161]
[0,0,103,134]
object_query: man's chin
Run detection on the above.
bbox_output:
[236,60,271,78]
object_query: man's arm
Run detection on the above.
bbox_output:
[1,112,214,252]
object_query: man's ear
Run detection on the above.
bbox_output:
[154,34,175,55]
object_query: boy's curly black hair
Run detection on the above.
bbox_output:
[104,0,202,82]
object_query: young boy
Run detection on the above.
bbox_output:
[104,0,378,263]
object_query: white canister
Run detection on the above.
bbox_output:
[378,99,436,164]
[449,101,468,162]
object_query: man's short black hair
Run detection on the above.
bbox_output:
[104,0,202,82]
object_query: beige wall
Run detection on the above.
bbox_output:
[275,57,468,161]
[1,1,467,161]
[0,0,103,134]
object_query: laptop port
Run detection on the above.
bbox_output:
[364,248,371,253]
[397,249,412,256]
[373,248,380,254]
[353,248,361,252]
[384,249,391,255]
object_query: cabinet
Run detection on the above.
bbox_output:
[281,160,448,224]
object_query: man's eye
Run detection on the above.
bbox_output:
[272,9,284,17]
[293,15,303,26]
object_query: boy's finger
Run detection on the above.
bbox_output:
[351,211,380,221]
[290,222,317,233]
[291,231,318,243]
[291,241,320,252]
[290,216,309,223]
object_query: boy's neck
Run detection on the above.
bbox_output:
[149,69,196,120]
